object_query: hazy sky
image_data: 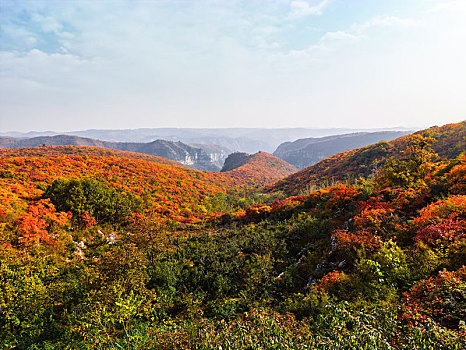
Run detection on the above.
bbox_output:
[1,0,465,132]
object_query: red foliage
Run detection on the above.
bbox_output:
[391,188,430,214]
[401,266,466,329]
[316,270,344,291]
[414,214,466,246]
[332,229,382,253]
[407,196,466,240]
[357,195,393,211]
[80,211,97,228]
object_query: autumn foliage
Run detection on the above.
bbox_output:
[269,121,465,195]
[0,122,465,349]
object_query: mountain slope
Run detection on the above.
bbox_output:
[0,147,229,223]
[268,121,465,195]
[273,131,409,169]
[0,135,224,171]
[2,125,465,348]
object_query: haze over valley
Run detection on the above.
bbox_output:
[1,127,413,171]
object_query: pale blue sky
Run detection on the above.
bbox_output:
[1,0,465,131]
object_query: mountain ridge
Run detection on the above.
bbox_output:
[273,131,409,169]
[268,121,465,195]
[1,127,416,154]
[0,135,228,172]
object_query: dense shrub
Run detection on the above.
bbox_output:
[43,178,143,225]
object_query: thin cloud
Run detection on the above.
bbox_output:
[0,24,38,48]
[313,15,419,51]
[351,15,420,33]
[1,1,464,131]
[288,0,331,19]
[319,30,359,43]
[31,13,63,33]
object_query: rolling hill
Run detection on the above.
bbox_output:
[221,152,259,172]
[0,146,296,223]
[269,121,465,195]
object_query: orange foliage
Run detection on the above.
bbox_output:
[354,207,395,233]
[224,152,296,188]
[17,199,70,246]
[416,195,466,222]
[0,146,297,232]
[0,145,183,167]
[308,184,361,212]
[447,155,466,194]
[243,205,272,221]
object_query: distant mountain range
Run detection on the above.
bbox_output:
[0,135,229,172]
[273,131,409,169]
[0,129,418,172]
[1,127,415,154]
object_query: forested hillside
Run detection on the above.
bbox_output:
[269,121,465,195]
[0,123,465,349]
[222,152,297,180]
[0,146,294,226]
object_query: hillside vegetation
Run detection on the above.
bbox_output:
[0,145,184,167]
[0,146,294,225]
[222,151,297,180]
[269,121,465,195]
[0,123,465,349]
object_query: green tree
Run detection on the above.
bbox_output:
[376,134,437,189]
[43,178,142,226]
